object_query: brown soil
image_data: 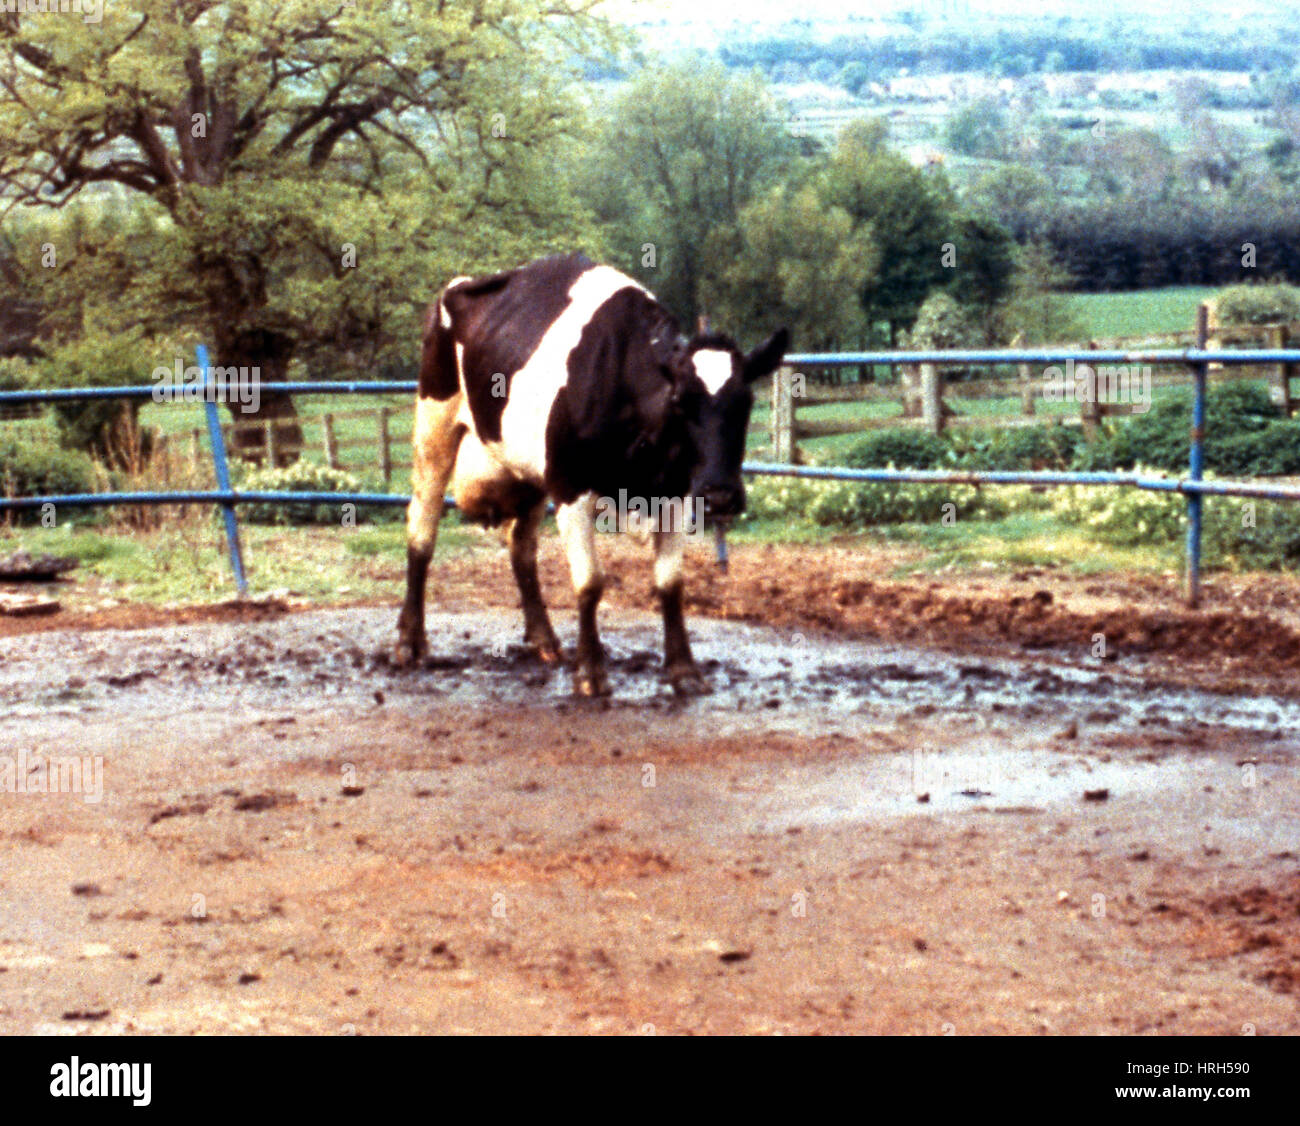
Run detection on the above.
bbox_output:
[1,537,1298,1034]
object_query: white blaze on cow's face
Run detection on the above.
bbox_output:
[682,345,753,519]
[691,349,737,396]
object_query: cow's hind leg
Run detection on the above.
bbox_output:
[394,397,464,666]
[556,494,608,696]
[507,497,561,663]
[653,524,709,695]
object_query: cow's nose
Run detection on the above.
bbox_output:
[701,485,743,516]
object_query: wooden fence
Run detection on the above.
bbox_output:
[769,310,1300,460]
[133,308,1300,473]
[159,407,407,480]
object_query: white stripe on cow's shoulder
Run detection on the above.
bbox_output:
[439,275,473,328]
[692,349,736,396]
[495,265,649,481]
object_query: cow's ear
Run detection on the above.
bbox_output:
[742,328,791,383]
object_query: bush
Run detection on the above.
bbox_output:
[1049,472,1186,546]
[1204,496,1300,570]
[233,462,400,525]
[1212,421,1300,477]
[1212,283,1300,326]
[741,473,1008,529]
[0,431,97,523]
[1070,382,1285,474]
[950,423,1084,471]
[808,480,1007,527]
[843,429,948,469]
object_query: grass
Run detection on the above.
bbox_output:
[874,510,1183,576]
[0,512,488,605]
[1068,286,1219,339]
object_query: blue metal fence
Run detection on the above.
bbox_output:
[3,345,1300,605]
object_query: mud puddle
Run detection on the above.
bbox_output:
[1,605,1297,736]
[1,606,1294,826]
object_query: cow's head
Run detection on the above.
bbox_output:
[653,327,790,519]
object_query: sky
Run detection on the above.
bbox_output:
[609,0,1285,25]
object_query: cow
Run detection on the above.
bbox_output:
[394,253,789,696]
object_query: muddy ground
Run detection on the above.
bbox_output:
[1,537,1298,1034]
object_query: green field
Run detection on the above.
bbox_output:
[1067,286,1219,339]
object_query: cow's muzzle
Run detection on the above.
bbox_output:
[699,484,745,519]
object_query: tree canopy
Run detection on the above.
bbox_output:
[1,0,609,441]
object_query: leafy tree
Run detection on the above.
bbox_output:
[822,121,960,342]
[943,97,1008,160]
[704,182,878,353]
[839,61,871,97]
[947,214,1016,343]
[0,0,605,456]
[997,241,1085,345]
[577,58,794,326]
[967,165,1052,239]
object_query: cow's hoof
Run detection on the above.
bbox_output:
[526,634,563,665]
[665,663,711,696]
[392,637,427,669]
[573,668,611,697]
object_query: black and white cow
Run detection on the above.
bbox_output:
[394,253,789,695]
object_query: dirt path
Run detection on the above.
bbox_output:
[1,601,1297,1034]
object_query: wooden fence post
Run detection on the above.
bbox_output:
[322,413,339,469]
[1012,334,1035,416]
[920,362,944,435]
[1079,341,1101,439]
[264,419,277,466]
[1269,325,1294,417]
[379,407,392,482]
[771,366,795,462]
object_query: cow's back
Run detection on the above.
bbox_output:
[446,254,595,442]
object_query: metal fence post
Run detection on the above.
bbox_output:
[1186,306,1209,608]
[198,344,248,596]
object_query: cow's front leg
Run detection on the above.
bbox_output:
[507,498,561,663]
[653,524,709,695]
[557,494,608,696]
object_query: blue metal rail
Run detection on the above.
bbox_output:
[3,345,1300,605]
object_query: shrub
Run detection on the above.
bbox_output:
[1049,472,1186,546]
[1212,283,1300,326]
[1204,497,1300,570]
[904,292,979,354]
[741,472,1009,530]
[0,431,97,523]
[1212,421,1300,477]
[843,429,948,469]
[950,423,1084,471]
[808,480,1006,527]
[1070,382,1285,473]
[233,462,399,525]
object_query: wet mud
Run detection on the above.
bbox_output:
[1,599,1298,1034]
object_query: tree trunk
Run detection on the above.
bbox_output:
[212,326,303,466]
